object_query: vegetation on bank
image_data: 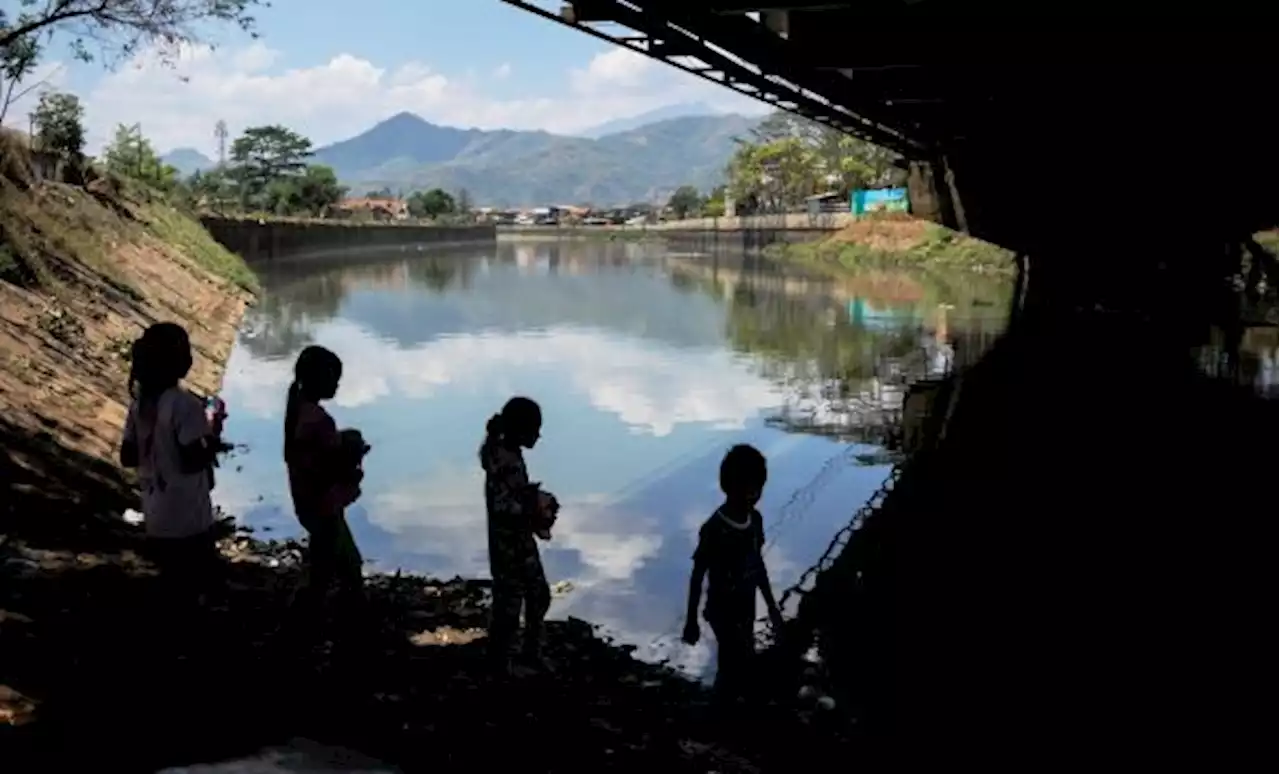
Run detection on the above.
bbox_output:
[768,216,1017,278]
[660,111,907,220]
[0,131,256,293]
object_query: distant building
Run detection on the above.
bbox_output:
[330,196,409,221]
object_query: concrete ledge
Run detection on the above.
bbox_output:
[201,216,496,263]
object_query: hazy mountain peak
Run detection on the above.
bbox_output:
[579,102,722,139]
[160,147,215,176]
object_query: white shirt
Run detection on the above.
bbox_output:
[123,387,215,539]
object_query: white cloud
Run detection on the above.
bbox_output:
[223,319,784,438]
[78,42,769,155]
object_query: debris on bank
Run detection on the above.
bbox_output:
[0,517,855,772]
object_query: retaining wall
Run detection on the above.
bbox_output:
[201,217,496,263]
[498,212,850,252]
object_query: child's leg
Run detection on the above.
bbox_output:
[520,551,551,660]
[710,616,756,702]
[303,519,338,594]
[488,577,522,665]
[488,532,526,666]
[333,516,365,593]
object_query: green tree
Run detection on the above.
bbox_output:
[456,187,472,213]
[289,165,347,216]
[229,124,313,209]
[667,185,704,219]
[0,1,263,66]
[703,185,727,217]
[31,91,84,158]
[103,123,177,188]
[408,188,456,218]
[365,187,392,198]
[726,111,904,212]
[187,167,238,212]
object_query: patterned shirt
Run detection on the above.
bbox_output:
[480,441,539,532]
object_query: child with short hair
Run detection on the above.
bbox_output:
[682,443,785,701]
[119,322,228,605]
[283,345,369,609]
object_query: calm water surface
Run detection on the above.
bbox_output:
[213,240,1010,675]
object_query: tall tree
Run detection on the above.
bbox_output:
[0,1,262,66]
[31,91,84,158]
[229,124,313,206]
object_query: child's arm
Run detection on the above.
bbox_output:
[682,530,710,644]
[174,393,222,474]
[752,514,786,631]
[120,404,139,469]
[757,570,785,632]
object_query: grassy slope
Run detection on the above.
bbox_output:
[772,217,1017,277]
[0,145,256,500]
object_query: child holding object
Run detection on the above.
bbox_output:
[682,444,786,702]
[119,322,230,607]
[479,396,560,674]
[283,345,369,610]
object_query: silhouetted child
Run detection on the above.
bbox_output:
[682,444,785,702]
[479,396,560,674]
[283,345,368,611]
[119,322,228,608]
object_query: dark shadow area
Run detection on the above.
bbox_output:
[780,251,1279,768]
[1,419,851,772]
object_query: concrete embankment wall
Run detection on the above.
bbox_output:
[498,212,853,250]
[202,217,496,263]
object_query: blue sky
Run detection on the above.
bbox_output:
[7,0,768,154]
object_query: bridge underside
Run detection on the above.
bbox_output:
[505,2,1278,766]
[507,1,1277,318]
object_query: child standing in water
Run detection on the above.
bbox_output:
[119,323,227,606]
[682,444,786,702]
[283,345,369,612]
[480,396,560,674]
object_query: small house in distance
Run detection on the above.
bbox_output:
[330,196,409,221]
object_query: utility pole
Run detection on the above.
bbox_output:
[214,120,227,167]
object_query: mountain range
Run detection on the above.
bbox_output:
[161,109,760,207]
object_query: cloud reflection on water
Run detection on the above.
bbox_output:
[222,319,782,439]
[212,245,997,675]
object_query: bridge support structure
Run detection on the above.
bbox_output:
[905,156,966,233]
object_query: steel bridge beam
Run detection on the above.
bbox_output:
[503,0,928,153]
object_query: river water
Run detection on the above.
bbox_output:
[212,239,1011,676]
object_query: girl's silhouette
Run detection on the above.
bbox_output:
[119,322,227,606]
[479,396,559,674]
[283,345,369,612]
